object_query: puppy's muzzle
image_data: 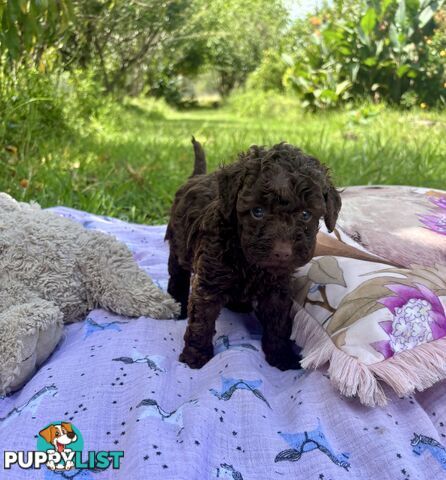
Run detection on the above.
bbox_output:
[260,241,295,271]
[272,241,292,262]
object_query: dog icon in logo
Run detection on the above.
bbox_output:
[39,422,77,470]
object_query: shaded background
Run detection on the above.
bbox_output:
[0,0,445,223]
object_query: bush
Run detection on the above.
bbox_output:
[60,69,107,121]
[0,61,113,168]
[225,89,302,118]
[246,49,288,92]
[0,65,67,158]
[254,0,446,110]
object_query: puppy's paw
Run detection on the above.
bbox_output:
[266,349,302,371]
[179,346,213,369]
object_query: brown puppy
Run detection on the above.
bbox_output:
[166,139,341,370]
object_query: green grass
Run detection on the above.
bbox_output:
[1,98,445,224]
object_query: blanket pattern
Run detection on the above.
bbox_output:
[0,203,445,479]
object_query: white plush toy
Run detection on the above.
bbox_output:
[0,193,179,395]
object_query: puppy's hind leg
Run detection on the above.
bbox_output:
[167,253,191,320]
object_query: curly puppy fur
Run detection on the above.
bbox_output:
[166,140,341,370]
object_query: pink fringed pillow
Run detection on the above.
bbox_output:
[291,186,446,406]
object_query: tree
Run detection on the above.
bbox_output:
[62,0,192,94]
[0,0,73,65]
[1,0,291,102]
[195,0,288,96]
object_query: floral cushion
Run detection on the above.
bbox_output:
[291,186,446,406]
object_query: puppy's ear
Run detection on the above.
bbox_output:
[323,183,342,232]
[39,425,55,444]
[217,162,245,220]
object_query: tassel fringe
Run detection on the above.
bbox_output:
[291,302,446,407]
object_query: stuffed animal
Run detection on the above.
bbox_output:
[0,193,179,395]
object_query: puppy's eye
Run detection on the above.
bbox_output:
[250,207,265,220]
[55,432,60,437]
[301,210,312,222]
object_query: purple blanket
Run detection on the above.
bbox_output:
[1,207,445,479]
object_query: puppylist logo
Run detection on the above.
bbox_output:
[3,421,124,472]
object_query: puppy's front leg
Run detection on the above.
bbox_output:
[179,269,224,369]
[256,287,301,371]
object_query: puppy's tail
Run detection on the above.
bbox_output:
[191,136,206,176]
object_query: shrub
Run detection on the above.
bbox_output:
[246,49,288,92]
[0,63,67,158]
[225,89,302,118]
[256,0,446,110]
[0,61,111,166]
[61,69,107,121]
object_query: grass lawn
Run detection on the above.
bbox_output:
[1,98,445,224]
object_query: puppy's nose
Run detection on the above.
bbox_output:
[272,241,292,261]
[67,432,75,439]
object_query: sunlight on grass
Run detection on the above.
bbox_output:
[1,99,445,224]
